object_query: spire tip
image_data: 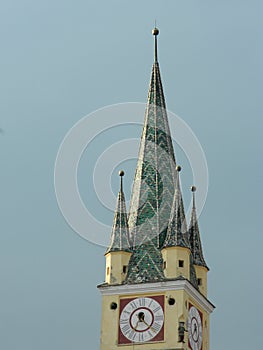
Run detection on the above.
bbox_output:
[119,170,124,192]
[152,27,159,62]
[152,27,159,36]
[176,165,182,172]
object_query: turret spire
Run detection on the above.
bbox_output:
[163,166,189,248]
[106,171,131,253]
[189,186,208,268]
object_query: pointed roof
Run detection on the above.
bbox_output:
[163,166,189,248]
[126,240,164,284]
[126,28,176,283]
[106,171,131,254]
[128,28,177,249]
[189,186,208,269]
[189,252,199,289]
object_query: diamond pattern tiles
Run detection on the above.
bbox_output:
[126,61,177,283]
[189,191,208,269]
[189,252,199,289]
[128,62,177,246]
[163,169,189,248]
[126,240,164,283]
[106,176,131,254]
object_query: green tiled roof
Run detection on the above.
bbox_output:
[128,61,177,249]
[126,240,164,283]
[126,33,176,283]
[189,251,199,289]
[106,29,207,289]
[189,190,208,269]
[106,174,131,254]
[163,168,189,248]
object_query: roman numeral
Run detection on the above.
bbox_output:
[147,329,154,338]
[138,333,144,342]
[129,330,136,340]
[155,315,164,321]
[151,322,161,333]
[148,299,153,308]
[139,298,146,307]
[153,305,161,313]
[122,324,130,334]
[120,318,129,324]
[130,301,137,309]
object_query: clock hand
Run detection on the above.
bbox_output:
[134,311,147,330]
[133,320,139,330]
[142,320,158,333]
[142,320,150,327]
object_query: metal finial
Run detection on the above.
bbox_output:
[119,170,124,192]
[152,27,159,36]
[152,27,159,62]
[176,165,182,172]
[191,185,196,209]
[175,165,181,191]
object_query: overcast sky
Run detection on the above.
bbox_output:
[1,1,263,349]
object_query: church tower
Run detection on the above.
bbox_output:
[98,28,215,350]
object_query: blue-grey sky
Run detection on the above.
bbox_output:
[1,1,262,349]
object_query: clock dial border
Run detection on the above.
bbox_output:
[188,303,203,350]
[118,295,164,344]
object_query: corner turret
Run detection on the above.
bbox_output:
[161,166,191,280]
[105,171,132,284]
[189,186,209,296]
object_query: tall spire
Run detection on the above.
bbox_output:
[163,166,189,248]
[126,27,177,283]
[106,171,131,253]
[128,27,177,249]
[189,186,208,268]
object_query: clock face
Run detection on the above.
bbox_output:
[187,305,203,350]
[118,296,164,344]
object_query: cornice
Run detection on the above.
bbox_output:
[98,279,215,314]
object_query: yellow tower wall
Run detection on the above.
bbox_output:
[161,246,190,280]
[105,251,132,284]
[99,281,214,350]
[100,290,185,350]
[194,265,208,297]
